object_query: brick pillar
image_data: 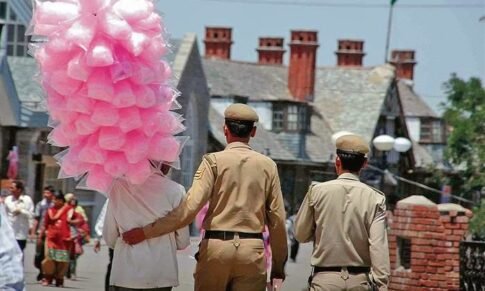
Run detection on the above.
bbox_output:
[257,37,286,65]
[437,204,474,291]
[288,30,319,102]
[389,196,473,291]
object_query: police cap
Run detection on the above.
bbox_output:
[224,104,259,122]
[336,134,370,155]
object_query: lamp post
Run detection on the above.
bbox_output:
[372,135,412,189]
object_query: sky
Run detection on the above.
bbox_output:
[157,0,485,114]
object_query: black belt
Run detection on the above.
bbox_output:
[314,266,370,274]
[204,230,263,240]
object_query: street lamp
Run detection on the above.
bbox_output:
[372,135,412,189]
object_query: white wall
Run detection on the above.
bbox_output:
[406,117,421,142]
[248,101,272,131]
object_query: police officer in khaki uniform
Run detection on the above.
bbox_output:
[295,134,390,291]
[123,103,288,291]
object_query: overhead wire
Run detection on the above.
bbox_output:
[202,0,485,8]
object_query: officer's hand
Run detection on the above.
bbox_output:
[93,239,101,253]
[122,228,146,245]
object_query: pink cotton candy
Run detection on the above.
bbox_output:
[134,85,156,108]
[78,135,107,164]
[67,53,92,81]
[75,114,99,135]
[98,127,126,150]
[65,16,97,51]
[113,0,153,23]
[148,135,180,162]
[31,0,185,193]
[118,107,142,132]
[35,1,79,25]
[133,13,161,32]
[122,31,149,56]
[91,103,119,126]
[87,70,114,102]
[104,151,129,177]
[87,37,114,67]
[101,12,132,40]
[125,160,151,185]
[112,80,136,108]
[87,166,113,194]
[122,131,149,163]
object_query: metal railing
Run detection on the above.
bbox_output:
[460,241,485,291]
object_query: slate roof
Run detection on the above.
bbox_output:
[204,58,395,163]
[398,80,437,117]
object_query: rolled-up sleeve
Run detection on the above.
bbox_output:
[143,158,214,239]
[369,196,390,290]
[295,186,315,243]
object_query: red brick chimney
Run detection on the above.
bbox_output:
[288,30,319,101]
[257,37,285,65]
[390,50,417,80]
[204,27,233,60]
[335,39,365,67]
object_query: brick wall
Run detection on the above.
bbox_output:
[388,195,472,291]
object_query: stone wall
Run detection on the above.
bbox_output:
[388,195,472,291]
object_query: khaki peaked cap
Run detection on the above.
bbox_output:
[336,134,370,155]
[224,104,259,122]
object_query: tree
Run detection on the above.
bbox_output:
[442,74,485,196]
[442,74,485,238]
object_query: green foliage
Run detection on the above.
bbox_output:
[470,199,485,240]
[441,74,485,196]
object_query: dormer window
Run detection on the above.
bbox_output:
[272,102,309,133]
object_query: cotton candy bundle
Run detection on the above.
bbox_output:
[29,0,185,193]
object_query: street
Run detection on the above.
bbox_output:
[24,239,313,291]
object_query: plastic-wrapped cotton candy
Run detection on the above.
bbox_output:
[29,0,186,194]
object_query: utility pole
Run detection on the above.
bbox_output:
[385,0,398,63]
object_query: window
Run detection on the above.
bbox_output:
[17,25,25,42]
[273,106,284,131]
[287,105,298,131]
[8,8,15,21]
[431,120,443,143]
[7,25,14,41]
[420,119,443,143]
[397,237,411,269]
[0,2,6,19]
[272,103,309,133]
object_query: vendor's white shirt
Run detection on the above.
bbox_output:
[103,174,190,289]
[4,194,34,240]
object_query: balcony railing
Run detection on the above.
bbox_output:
[460,241,485,291]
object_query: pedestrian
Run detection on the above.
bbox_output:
[0,196,25,291]
[4,180,34,254]
[294,134,390,291]
[104,161,190,291]
[42,192,72,287]
[32,185,55,281]
[123,103,288,291]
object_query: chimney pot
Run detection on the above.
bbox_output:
[204,26,233,60]
[257,37,286,65]
[288,30,319,101]
[335,39,366,67]
[390,50,417,80]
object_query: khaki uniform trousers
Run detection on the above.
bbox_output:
[310,270,371,291]
[194,237,267,291]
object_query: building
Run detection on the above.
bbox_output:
[0,0,210,228]
[202,27,413,212]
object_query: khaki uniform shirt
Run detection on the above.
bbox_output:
[294,173,390,289]
[143,142,288,276]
